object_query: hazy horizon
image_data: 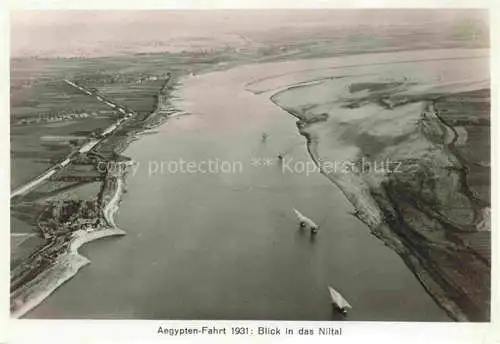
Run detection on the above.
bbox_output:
[11,9,489,58]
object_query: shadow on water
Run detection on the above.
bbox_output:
[296,226,308,240]
[309,233,317,243]
[330,308,349,321]
[294,226,319,247]
[295,224,318,244]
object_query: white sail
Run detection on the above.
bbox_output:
[293,208,306,221]
[328,286,352,309]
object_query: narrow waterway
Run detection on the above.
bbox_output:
[28,57,450,321]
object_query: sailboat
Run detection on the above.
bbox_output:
[293,208,319,234]
[328,286,352,315]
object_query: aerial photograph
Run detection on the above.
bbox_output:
[10,9,490,321]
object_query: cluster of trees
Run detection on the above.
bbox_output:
[39,199,100,237]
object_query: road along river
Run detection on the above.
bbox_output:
[28,52,453,320]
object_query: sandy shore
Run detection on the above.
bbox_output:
[12,123,131,318]
[11,74,178,318]
[11,227,126,318]
[268,51,490,321]
[11,162,128,318]
[271,97,473,321]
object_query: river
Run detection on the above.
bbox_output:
[27,56,450,321]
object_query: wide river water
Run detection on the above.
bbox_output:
[28,55,452,320]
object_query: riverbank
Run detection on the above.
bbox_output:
[269,52,490,321]
[10,75,179,318]
[11,147,130,318]
[11,228,126,318]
